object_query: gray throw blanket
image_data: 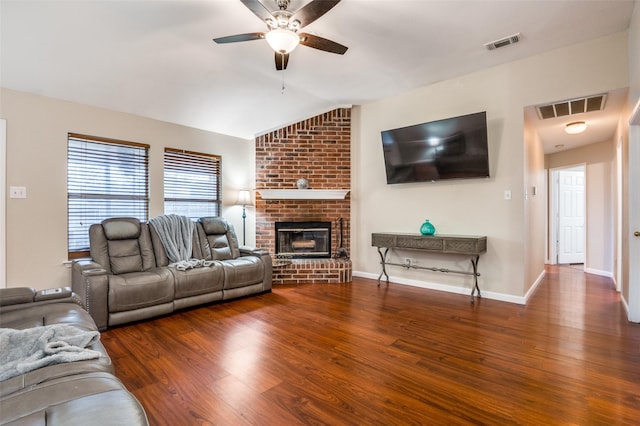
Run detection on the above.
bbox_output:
[0,324,101,381]
[149,214,195,263]
[149,214,215,270]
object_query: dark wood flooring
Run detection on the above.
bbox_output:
[102,266,640,425]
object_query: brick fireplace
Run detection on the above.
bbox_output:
[255,108,352,284]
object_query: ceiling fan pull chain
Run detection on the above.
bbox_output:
[281,56,286,94]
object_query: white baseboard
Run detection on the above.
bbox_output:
[523,269,546,303]
[620,295,630,319]
[585,267,613,278]
[352,270,527,305]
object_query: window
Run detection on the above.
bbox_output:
[67,133,149,257]
[163,148,221,219]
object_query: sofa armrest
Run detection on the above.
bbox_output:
[0,287,83,314]
[0,287,37,306]
[72,258,109,331]
[239,246,269,257]
[238,247,272,291]
[34,287,73,302]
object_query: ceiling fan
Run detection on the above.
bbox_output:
[213,0,348,71]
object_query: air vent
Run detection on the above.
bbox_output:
[485,33,521,50]
[536,94,607,120]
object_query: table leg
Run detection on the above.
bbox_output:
[377,247,389,286]
[470,255,481,304]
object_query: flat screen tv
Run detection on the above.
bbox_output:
[381,111,490,184]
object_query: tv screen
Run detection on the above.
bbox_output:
[381,111,490,184]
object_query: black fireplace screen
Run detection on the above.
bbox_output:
[275,221,331,258]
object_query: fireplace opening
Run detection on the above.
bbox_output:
[275,221,331,259]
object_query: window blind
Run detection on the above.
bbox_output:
[163,148,221,219]
[67,134,149,255]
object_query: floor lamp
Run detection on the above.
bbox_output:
[236,190,252,245]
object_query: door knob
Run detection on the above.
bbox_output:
[635,231,640,237]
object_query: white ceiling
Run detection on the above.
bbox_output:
[0,0,636,142]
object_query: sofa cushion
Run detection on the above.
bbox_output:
[0,302,114,398]
[171,262,225,299]
[209,234,233,260]
[0,303,98,331]
[0,372,148,425]
[102,218,141,240]
[221,257,265,290]
[107,269,174,313]
[196,217,241,261]
[108,240,143,274]
[199,217,228,235]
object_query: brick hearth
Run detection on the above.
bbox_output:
[255,108,352,284]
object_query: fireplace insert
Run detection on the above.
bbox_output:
[275,221,331,259]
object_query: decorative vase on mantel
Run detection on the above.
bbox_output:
[420,219,436,236]
[296,178,309,189]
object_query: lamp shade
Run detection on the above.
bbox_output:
[565,121,587,134]
[265,28,300,54]
[236,190,252,206]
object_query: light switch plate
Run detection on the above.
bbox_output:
[504,190,512,200]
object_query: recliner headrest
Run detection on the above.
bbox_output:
[102,218,141,240]
[199,217,229,235]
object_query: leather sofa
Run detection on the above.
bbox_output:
[0,287,148,425]
[72,216,272,330]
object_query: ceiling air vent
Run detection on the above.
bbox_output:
[535,94,607,120]
[485,33,521,50]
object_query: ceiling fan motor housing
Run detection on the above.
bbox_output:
[276,0,290,10]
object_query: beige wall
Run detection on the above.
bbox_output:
[546,140,615,275]
[0,88,254,290]
[629,1,640,106]
[352,32,629,301]
[623,1,639,316]
[524,119,547,292]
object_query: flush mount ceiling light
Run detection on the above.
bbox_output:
[565,121,587,134]
[265,28,300,53]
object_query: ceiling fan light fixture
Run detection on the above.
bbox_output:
[265,28,299,54]
[565,121,587,134]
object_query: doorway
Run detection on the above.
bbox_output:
[550,164,586,267]
[628,100,640,322]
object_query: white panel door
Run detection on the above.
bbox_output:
[0,119,5,288]
[558,169,585,264]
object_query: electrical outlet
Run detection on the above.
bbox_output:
[9,186,27,199]
[404,257,412,266]
[504,190,512,200]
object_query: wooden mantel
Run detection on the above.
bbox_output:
[256,189,350,200]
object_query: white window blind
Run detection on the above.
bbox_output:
[67,133,149,255]
[164,148,221,219]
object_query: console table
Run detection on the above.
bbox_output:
[371,233,487,303]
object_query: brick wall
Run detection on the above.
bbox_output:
[255,108,351,259]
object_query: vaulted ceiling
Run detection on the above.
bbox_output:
[1,0,635,144]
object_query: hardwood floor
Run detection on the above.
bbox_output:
[102,266,640,425]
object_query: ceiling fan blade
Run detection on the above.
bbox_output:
[299,33,348,54]
[213,32,265,44]
[275,52,289,71]
[292,0,341,28]
[240,0,273,22]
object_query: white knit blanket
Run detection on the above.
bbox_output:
[149,214,216,270]
[149,214,195,263]
[172,259,216,271]
[0,324,101,381]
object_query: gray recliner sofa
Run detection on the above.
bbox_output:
[0,287,148,425]
[72,216,272,330]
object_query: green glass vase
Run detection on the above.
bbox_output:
[420,219,436,236]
